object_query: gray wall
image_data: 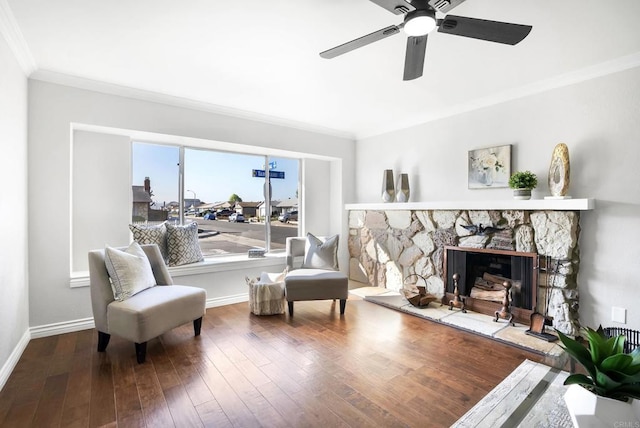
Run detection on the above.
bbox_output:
[355,67,640,330]
[0,32,29,383]
[27,80,355,328]
[72,131,131,272]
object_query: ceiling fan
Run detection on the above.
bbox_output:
[320,0,532,81]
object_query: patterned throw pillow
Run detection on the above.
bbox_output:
[166,222,204,266]
[129,222,168,263]
[302,233,339,271]
[105,241,156,301]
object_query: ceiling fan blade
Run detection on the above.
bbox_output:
[368,0,415,15]
[403,35,427,81]
[428,0,467,13]
[320,25,401,59]
[438,15,532,45]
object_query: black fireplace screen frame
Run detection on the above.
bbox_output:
[444,246,538,312]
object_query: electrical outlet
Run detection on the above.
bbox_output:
[611,306,627,324]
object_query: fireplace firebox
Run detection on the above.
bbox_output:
[444,246,538,325]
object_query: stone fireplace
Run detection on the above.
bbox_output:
[346,203,591,335]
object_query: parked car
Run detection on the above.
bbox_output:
[203,212,216,220]
[229,212,245,222]
[278,210,298,223]
[216,208,234,218]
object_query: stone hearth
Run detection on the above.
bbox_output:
[355,288,565,360]
[347,208,582,335]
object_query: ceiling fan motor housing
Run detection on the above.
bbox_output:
[404,8,437,36]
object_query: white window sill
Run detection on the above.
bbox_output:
[70,252,287,288]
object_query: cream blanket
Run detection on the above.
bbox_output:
[246,271,286,315]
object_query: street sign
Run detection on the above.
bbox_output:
[252,169,285,179]
[262,161,277,170]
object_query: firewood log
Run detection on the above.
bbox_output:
[419,294,438,306]
[473,278,503,291]
[483,272,512,285]
[470,287,504,302]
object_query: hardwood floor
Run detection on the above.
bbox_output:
[0,298,546,427]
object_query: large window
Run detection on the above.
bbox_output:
[132,142,300,257]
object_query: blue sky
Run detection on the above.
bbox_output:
[132,143,299,206]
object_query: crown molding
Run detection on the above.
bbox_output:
[29,69,356,141]
[0,0,36,75]
[357,51,640,140]
[21,36,640,141]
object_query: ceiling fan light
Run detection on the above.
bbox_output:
[404,10,437,37]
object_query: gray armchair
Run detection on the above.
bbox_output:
[284,236,348,316]
[88,244,206,363]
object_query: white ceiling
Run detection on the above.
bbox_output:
[6,0,640,138]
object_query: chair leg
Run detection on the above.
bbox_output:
[97,331,111,352]
[340,299,346,315]
[135,342,147,364]
[288,301,294,316]
[193,317,203,336]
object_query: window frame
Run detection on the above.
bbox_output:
[68,125,337,288]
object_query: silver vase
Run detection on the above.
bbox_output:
[381,169,395,203]
[396,173,410,202]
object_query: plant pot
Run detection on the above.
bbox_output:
[564,384,640,427]
[513,188,532,200]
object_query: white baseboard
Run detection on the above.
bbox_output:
[30,317,95,339]
[0,329,30,391]
[206,293,248,308]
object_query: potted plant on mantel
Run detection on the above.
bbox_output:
[508,170,538,200]
[557,326,640,427]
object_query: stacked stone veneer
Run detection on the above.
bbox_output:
[348,209,581,335]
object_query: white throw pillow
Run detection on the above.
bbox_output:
[302,233,339,270]
[166,222,204,266]
[105,241,156,301]
[129,222,168,263]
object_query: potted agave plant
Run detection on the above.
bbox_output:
[557,326,640,427]
[508,170,538,200]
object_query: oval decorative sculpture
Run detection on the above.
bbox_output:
[548,143,570,197]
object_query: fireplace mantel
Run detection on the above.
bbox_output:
[345,198,594,211]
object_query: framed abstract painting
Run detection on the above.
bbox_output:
[468,144,511,189]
